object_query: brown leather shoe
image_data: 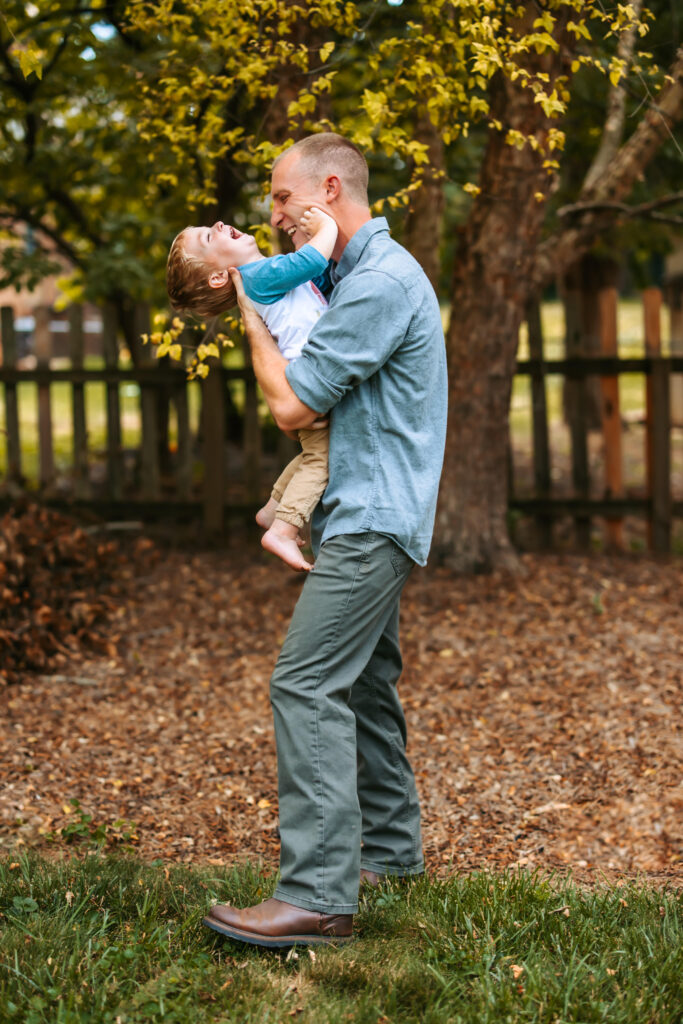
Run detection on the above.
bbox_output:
[203,897,353,949]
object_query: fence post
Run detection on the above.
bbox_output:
[564,288,590,548]
[1,306,22,482]
[526,297,552,548]
[135,304,161,501]
[241,336,262,505]
[644,288,671,553]
[34,305,54,489]
[102,303,123,500]
[69,305,89,498]
[598,287,624,549]
[667,274,683,426]
[202,359,225,537]
[174,328,193,501]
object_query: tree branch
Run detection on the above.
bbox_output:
[4,5,106,33]
[0,208,84,268]
[558,190,683,220]
[43,185,104,249]
[0,27,34,99]
[582,0,643,193]
[533,44,683,287]
[40,20,76,80]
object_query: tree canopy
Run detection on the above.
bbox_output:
[2,0,671,312]
[2,0,681,566]
[1,2,182,309]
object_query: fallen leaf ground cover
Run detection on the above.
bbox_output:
[2,528,681,889]
[0,504,157,682]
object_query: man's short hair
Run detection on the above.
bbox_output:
[166,229,236,318]
[274,133,369,205]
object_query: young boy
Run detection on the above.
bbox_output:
[166,207,337,572]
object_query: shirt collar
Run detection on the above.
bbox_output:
[329,217,389,286]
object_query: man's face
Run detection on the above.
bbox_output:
[182,222,260,270]
[270,153,328,249]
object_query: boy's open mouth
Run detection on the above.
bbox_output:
[229,226,241,239]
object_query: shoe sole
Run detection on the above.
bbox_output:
[202,916,353,949]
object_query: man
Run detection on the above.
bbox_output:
[203,133,448,948]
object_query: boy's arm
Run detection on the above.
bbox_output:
[228,267,322,431]
[240,208,337,304]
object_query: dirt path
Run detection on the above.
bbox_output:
[3,545,682,886]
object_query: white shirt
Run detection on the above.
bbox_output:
[252,280,328,361]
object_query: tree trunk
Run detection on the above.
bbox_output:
[435,63,561,573]
[404,111,444,293]
[436,36,683,573]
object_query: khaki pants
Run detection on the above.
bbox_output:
[271,426,329,529]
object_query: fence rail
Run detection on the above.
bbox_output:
[1,289,682,550]
[510,287,681,552]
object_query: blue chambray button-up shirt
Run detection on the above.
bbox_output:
[285,217,448,566]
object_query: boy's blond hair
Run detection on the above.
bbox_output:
[166,229,237,317]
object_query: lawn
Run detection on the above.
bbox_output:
[1,853,681,1023]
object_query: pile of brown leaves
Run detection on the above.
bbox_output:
[0,504,156,683]
[2,538,681,887]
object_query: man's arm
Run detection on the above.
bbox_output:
[284,268,415,415]
[228,266,321,431]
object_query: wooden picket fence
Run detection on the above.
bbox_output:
[511,287,683,552]
[0,303,283,536]
[0,289,681,549]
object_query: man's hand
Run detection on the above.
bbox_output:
[228,266,258,320]
[227,265,321,433]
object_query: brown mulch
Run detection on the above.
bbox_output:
[2,535,682,887]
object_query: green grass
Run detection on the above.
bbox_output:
[1,853,681,1023]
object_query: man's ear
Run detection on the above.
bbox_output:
[208,268,230,289]
[323,174,341,201]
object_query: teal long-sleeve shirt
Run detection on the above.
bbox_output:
[239,245,330,304]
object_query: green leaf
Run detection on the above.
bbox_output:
[14,42,44,80]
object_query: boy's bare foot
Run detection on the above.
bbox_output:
[262,519,312,572]
[256,497,279,530]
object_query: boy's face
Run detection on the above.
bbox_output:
[182,222,260,270]
[270,153,328,250]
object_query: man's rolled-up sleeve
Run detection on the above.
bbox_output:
[285,269,412,414]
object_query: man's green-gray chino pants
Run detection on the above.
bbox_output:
[271,531,424,915]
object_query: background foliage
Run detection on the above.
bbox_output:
[2,0,678,310]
